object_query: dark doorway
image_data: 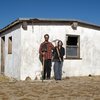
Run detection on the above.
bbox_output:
[1,36,5,74]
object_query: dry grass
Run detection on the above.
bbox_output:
[0,75,10,82]
[0,75,100,100]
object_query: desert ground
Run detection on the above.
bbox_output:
[0,75,100,100]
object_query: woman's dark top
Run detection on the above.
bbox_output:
[52,46,65,62]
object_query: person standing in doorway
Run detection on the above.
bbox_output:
[39,34,54,80]
[52,40,65,80]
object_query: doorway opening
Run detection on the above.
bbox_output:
[1,36,5,74]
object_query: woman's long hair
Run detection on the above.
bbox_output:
[57,40,63,47]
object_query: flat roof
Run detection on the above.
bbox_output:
[0,18,100,33]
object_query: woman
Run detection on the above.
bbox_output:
[52,40,65,80]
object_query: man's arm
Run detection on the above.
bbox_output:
[39,43,42,55]
[50,42,54,49]
[39,43,46,56]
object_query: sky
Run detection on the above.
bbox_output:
[0,0,100,29]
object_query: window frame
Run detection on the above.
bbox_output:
[66,34,80,59]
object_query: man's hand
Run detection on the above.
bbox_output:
[42,52,45,56]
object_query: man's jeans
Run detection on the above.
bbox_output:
[43,59,51,79]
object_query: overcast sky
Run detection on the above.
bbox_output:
[0,0,100,29]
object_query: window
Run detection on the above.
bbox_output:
[66,35,80,59]
[8,36,12,54]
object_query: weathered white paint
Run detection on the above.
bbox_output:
[20,23,100,80]
[0,24,21,80]
[64,27,100,77]
[0,22,100,80]
[0,38,1,72]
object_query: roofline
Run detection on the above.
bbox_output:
[0,18,100,33]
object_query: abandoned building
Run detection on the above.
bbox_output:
[0,18,100,80]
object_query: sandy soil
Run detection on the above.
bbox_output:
[0,75,100,100]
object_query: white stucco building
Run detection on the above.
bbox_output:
[0,18,100,80]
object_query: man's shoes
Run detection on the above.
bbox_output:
[55,79,61,81]
[47,78,50,80]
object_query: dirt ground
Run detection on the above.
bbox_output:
[0,75,100,100]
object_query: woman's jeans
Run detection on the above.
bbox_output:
[54,61,63,80]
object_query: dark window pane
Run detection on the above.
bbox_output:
[67,36,78,45]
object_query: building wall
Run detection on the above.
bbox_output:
[0,24,21,79]
[21,24,41,80]
[21,24,69,80]
[20,23,100,80]
[64,27,100,77]
[0,22,100,80]
[0,37,1,73]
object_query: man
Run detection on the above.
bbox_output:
[39,34,54,80]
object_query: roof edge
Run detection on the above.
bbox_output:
[0,18,100,33]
